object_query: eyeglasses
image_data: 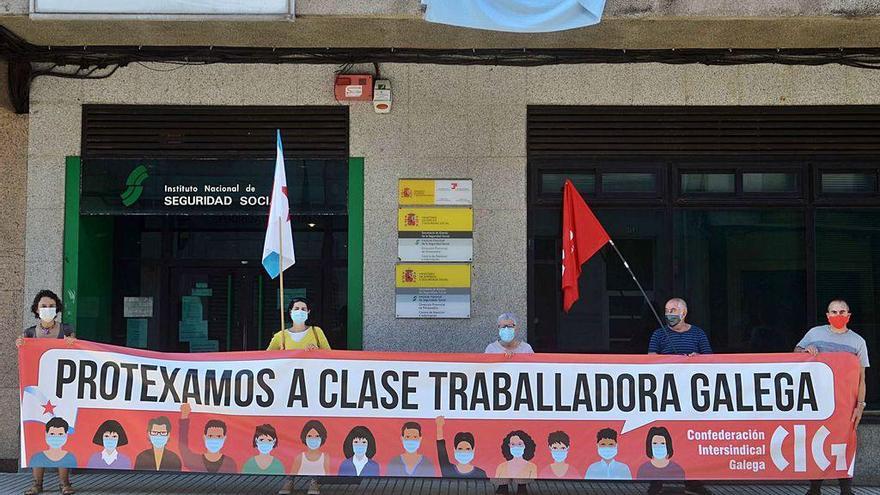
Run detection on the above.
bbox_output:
[149,431,169,437]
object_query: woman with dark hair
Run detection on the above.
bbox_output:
[435,416,487,479]
[539,431,572,479]
[338,425,380,476]
[266,297,331,351]
[280,420,330,495]
[242,424,285,475]
[16,290,75,346]
[494,430,538,495]
[86,420,132,469]
[636,426,685,494]
[18,290,76,495]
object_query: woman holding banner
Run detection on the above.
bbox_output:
[16,290,76,495]
[267,298,331,351]
[270,299,330,495]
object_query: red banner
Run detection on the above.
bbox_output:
[19,340,859,480]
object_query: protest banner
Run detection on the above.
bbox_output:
[19,340,859,480]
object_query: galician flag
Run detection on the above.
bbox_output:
[261,130,296,278]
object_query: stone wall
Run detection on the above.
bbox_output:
[0,60,29,462]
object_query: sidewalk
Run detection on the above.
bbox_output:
[1,473,879,495]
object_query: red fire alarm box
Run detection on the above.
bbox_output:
[334,74,373,101]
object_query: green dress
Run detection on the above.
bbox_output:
[242,456,286,475]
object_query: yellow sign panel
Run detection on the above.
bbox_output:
[399,180,436,205]
[395,264,471,289]
[397,207,473,232]
[399,179,473,206]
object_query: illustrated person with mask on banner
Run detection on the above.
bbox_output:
[17,290,76,495]
[797,299,869,495]
[646,298,713,495]
[386,421,436,476]
[585,428,632,480]
[484,313,533,357]
[178,403,237,473]
[267,297,331,351]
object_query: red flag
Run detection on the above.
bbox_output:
[561,179,610,312]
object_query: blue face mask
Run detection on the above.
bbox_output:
[499,326,516,343]
[205,437,225,454]
[403,439,421,453]
[454,450,475,465]
[510,445,526,458]
[103,436,119,451]
[598,446,617,460]
[306,437,322,450]
[665,314,682,327]
[149,434,169,449]
[256,440,275,455]
[652,444,668,460]
[352,443,368,456]
[45,434,67,449]
[551,448,568,463]
[290,310,309,325]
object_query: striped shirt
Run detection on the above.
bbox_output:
[648,325,712,355]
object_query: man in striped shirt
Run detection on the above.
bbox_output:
[647,297,713,495]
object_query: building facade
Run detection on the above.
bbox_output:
[2,0,880,480]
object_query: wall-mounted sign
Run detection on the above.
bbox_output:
[399,179,473,206]
[398,207,473,262]
[123,297,153,318]
[395,264,471,318]
[80,159,347,215]
[33,0,292,16]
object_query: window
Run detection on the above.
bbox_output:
[816,209,880,409]
[681,173,735,194]
[674,210,806,353]
[820,172,878,194]
[602,173,656,193]
[540,172,595,195]
[743,173,798,193]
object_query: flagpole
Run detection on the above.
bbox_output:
[278,215,286,350]
[606,239,666,332]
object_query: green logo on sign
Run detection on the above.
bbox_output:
[121,165,149,206]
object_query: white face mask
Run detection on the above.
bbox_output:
[38,307,57,323]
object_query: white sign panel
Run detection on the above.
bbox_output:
[33,0,291,16]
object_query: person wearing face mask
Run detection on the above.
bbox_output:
[539,431,574,479]
[435,416,487,479]
[267,297,331,351]
[584,428,632,480]
[26,417,77,495]
[647,298,712,495]
[134,416,182,471]
[86,420,132,469]
[242,424,285,474]
[338,426,380,476]
[648,298,712,358]
[16,290,75,348]
[283,420,330,495]
[484,313,533,357]
[797,299,869,495]
[386,421,436,476]
[637,426,686,495]
[178,402,238,473]
[494,430,538,495]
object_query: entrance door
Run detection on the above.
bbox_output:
[530,207,671,353]
[170,266,263,353]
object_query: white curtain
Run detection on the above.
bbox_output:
[422,0,605,33]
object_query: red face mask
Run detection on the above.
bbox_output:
[828,314,850,330]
